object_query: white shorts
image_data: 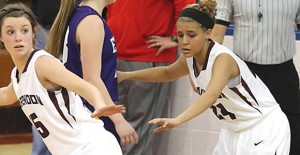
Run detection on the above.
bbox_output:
[213,107,290,155]
[73,128,122,155]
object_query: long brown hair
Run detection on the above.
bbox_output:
[45,0,78,57]
[0,3,39,49]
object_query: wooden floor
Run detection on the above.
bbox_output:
[0,133,32,155]
[0,143,32,155]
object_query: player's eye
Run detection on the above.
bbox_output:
[188,33,196,38]
[22,29,29,34]
[7,30,14,35]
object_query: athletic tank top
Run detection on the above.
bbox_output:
[11,50,105,154]
[187,40,279,131]
[62,5,118,111]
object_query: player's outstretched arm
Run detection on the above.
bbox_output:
[118,54,189,83]
[35,56,125,116]
[0,82,18,106]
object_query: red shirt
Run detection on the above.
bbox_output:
[107,0,195,63]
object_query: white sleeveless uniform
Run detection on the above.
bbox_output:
[11,50,122,155]
[187,41,290,155]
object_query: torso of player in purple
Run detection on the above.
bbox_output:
[63,5,118,111]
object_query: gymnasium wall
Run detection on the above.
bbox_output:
[155,31,300,155]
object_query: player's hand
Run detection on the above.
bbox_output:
[91,105,126,118]
[114,119,139,145]
[148,118,180,133]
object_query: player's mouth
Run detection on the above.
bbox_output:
[181,48,191,54]
[14,45,24,48]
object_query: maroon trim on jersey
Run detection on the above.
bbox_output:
[47,90,74,128]
[241,78,259,105]
[201,39,215,71]
[193,58,200,77]
[230,77,262,114]
[61,87,76,121]
[23,49,39,73]
[192,40,215,77]
[15,70,20,83]
[15,49,39,83]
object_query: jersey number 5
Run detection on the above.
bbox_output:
[29,113,50,138]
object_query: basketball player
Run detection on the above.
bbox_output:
[45,0,138,145]
[0,3,123,154]
[117,1,291,154]
[210,1,300,154]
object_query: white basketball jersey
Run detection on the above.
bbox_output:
[187,41,279,131]
[11,50,107,154]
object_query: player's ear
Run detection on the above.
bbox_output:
[206,28,212,39]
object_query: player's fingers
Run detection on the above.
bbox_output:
[120,137,126,146]
[128,135,136,144]
[148,118,165,125]
[153,126,167,133]
[148,118,159,123]
[124,136,131,145]
[115,105,126,113]
[120,135,130,145]
[163,121,169,128]
[91,105,125,117]
[115,104,125,109]
[120,109,126,114]
[132,131,139,144]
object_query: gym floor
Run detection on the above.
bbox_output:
[0,133,32,155]
[0,143,31,155]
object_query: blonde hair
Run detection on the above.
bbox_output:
[45,0,77,57]
[198,0,216,20]
[185,0,216,19]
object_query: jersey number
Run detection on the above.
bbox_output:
[211,103,236,120]
[29,113,50,138]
